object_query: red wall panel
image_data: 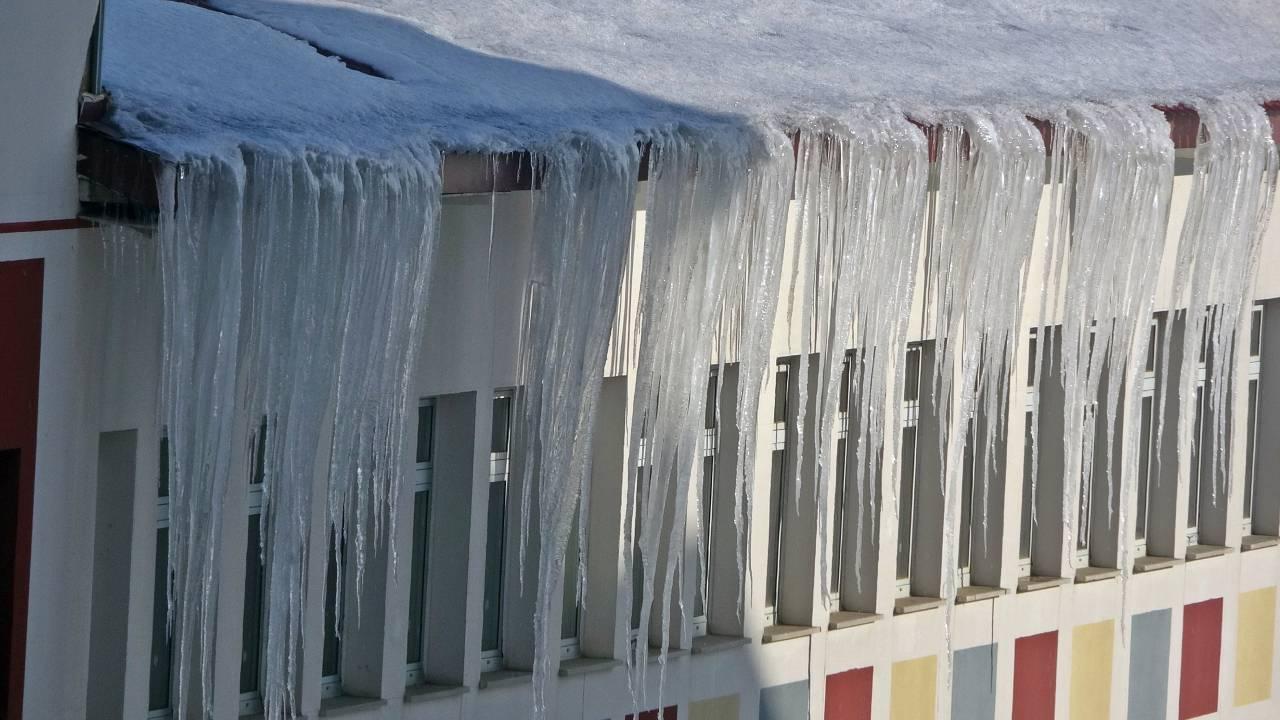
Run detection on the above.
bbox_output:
[625,706,677,720]
[1013,630,1058,720]
[0,259,43,720]
[1179,598,1223,720]
[826,666,873,720]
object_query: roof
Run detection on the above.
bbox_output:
[101,0,1280,160]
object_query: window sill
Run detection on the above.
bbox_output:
[318,696,387,718]
[1074,566,1121,584]
[1185,544,1232,562]
[761,624,819,644]
[1242,535,1279,552]
[1016,575,1070,594]
[558,657,621,677]
[478,669,532,690]
[404,683,467,704]
[955,586,1005,604]
[1134,555,1181,573]
[828,610,880,630]
[893,596,944,615]
[645,646,689,662]
[691,634,751,655]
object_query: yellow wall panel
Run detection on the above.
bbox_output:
[1070,619,1114,720]
[891,655,937,720]
[1235,586,1277,707]
[690,694,739,720]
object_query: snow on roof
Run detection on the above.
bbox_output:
[103,0,1280,159]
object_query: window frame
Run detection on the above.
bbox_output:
[1242,305,1263,536]
[319,528,345,700]
[480,391,514,673]
[405,399,435,686]
[692,371,719,638]
[763,361,792,625]
[238,420,268,716]
[147,435,175,720]
[1186,324,1211,547]
[895,345,924,598]
[1134,317,1162,557]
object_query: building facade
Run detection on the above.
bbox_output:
[5,3,1280,720]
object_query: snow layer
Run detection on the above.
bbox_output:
[104,0,1280,157]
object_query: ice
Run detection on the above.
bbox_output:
[787,114,930,603]
[150,147,440,720]
[613,126,792,708]
[1028,106,1175,640]
[95,2,1280,718]
[1157,99,1278,526]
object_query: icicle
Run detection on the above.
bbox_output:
[152,144,441,720]
[1034,106,1176,643]
[923,110,1044,703]
[513,137,639,715]
[788,114,929,605]
[1155,98,1278,530]
[616,126,793,708]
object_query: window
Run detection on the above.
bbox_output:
[1074,330,1103,569]
[1019,332,1038,577]
[1135,317,1163,555]
[560,500,583,658]
[830,358,851,602]
[631,426,649,640]
[764,362,791,624]
[147,436,173,720]
[693,372,719,635]
[320,529,344,699]
[1186,323,1211,546]
[895,345,925,596]
[1243,305,1263,535]
[956,413,979,586]
[405,400,434,685]
[239,420,267,715]
[481,393,512,672]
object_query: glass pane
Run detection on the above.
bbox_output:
[491,396,511,454]
[839,359,850,413]
[158,436,169,500]
[1152,317,1162,368]
[1244,379,1259,522]
[896,427,917,580]
[631,469,646,631]
[148,528,172,711]
[705,374,718,430]
[1019,413,1033,560]
[694,454,716,619]
[561,504,581,641]
[240,515,264,693]
[1027,334,1038,387]
[1250,308,1262,357]
[958,421,975,571]
[905,348,921,401]
[416,404,435,465]
[322,534,342,678]
[773,367,789,423]
[765,450,785,610]
[252,417,267,487]
[481,480,507,652]
[406,490,430,664]
[830,438,847,590]
[1136,397,1153,540]
[1188,387,1203,528]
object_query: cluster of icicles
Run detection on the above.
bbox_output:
[137,97,1275,720]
